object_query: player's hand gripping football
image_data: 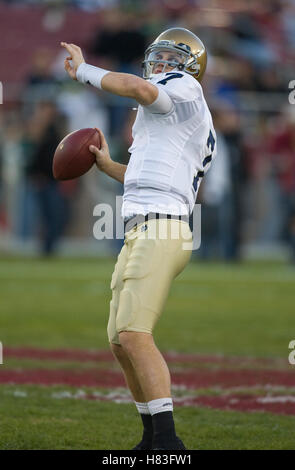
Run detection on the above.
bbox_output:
[60,42,85,80]
[89,129,113,173]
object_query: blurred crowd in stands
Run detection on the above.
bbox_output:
[0,0,295,261]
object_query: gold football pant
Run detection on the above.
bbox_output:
[107,218,192,344]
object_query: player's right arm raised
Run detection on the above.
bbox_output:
[60,42,172,111]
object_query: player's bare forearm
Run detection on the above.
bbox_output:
[101,72,158,105]
[60,42,158,105]
[89,131,126,183]
[101,72,139,97]
[103,160,127,184]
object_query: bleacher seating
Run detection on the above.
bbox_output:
[0,4,102,91]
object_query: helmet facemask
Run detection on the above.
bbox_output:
[142,40,200,79]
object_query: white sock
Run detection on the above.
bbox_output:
[135,401,150,415]
[147,398,173,415]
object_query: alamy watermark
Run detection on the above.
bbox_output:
[288,340,295,365]
[93,197,201,251]
[0,342,3,364]
[286,85,295,366]
[0,81,3,104]
[288,80,295,104]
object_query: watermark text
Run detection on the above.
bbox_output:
[93,197,201,251]
[288,80,295,104]
[288,340,295,365]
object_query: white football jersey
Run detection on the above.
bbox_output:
[122,71,217,218]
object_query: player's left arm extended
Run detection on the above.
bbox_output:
[61,42,172,112]
[102,160,127,184]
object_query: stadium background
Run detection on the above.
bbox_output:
[1,0,295,451]
[0,0,295,259]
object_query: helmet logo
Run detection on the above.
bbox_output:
[158,40,175,46]
[178,43,191,52]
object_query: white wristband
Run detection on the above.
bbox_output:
[76,62,110,89]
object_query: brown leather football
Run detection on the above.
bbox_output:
[53,127,100,180]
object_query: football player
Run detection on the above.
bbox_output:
[61,27,217,450]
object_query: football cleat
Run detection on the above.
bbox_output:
[132,439,152,450]
[152,436,186,450]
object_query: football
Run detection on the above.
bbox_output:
[53,127,101,180]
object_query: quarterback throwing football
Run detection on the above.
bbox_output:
[61,27,216,450]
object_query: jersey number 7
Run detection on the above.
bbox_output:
[157,73,183,85]
[192,130,216,192]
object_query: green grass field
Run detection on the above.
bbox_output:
[1,256,295,450]
[1,385,295,450]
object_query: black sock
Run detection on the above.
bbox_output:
[140,413,153,444]
[152,411,177,443]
